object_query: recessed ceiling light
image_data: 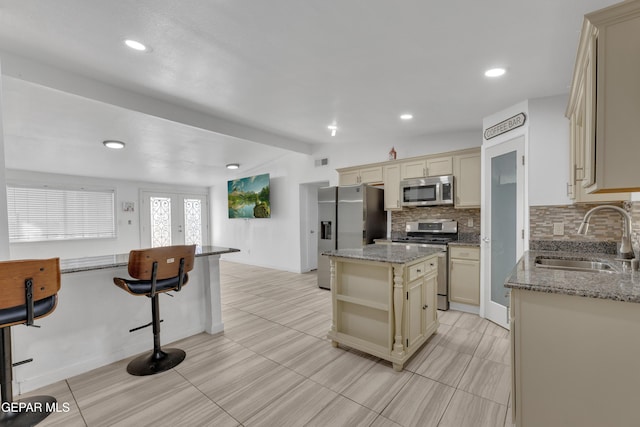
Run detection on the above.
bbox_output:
[327,124,338,137]
[103,140,125,149]
[485,68,506,77]
[226,163,240,170]
[124,39,148,52]
[400,114,413,120]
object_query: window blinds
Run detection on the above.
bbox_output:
[7,185,116,242]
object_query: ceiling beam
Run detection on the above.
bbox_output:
[0,50,313,155]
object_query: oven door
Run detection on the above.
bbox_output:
[401,181,440,206]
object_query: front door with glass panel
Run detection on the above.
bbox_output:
[141,191,208,247]
[482,136,525,329]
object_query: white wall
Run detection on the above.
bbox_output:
[528,94,572,206]
[6,169,209,259]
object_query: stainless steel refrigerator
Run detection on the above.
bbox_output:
[317,184,386,289]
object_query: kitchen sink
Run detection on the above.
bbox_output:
[534,257,616,273]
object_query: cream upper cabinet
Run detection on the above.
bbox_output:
[400,160,427,179]
[567,1,640,193]
[453,151,480,208]
[401,156,453,180]
[448,246,480,306]
[383,163,402,211]
[338,165,383,185]
[426,156,453,177]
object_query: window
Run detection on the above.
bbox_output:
[6,184,116,242]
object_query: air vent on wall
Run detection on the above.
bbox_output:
[315,158,329,167]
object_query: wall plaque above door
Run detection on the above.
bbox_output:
[484,113,527,140]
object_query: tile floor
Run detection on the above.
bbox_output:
[21,261,513,427]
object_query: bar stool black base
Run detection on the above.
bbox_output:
[0,395,56,426]
[126,348,186,376]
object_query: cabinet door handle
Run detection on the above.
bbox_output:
[416,269,422,273]
[422,304,428,310]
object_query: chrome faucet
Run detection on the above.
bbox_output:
[577,205,635,260]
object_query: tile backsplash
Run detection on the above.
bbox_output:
[529,201,640,255]
[529,203,626,241]
[391,206,481,235]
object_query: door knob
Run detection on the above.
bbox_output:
[482,237,490,243]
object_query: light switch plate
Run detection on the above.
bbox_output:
[553,223,565,236]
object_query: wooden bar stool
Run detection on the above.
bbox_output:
[113,245,195,376]
[0,258,60,426]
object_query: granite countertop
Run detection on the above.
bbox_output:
[505,250,640,304]
[323,244,442,264]
[60,246,240,274]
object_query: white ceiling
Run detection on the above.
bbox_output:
[0,0,621,186]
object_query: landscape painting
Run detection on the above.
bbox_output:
[228,173,271,218]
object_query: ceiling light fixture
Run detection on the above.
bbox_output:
[485,68,506,77]
[400,114,413,120]
[327,124,338,137]
[226,163,240,170]
[124,39,148,52]
[103,140,125,149]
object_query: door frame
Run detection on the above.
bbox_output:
[299,181,329,273]
[139,190,210,248]
[481,132,528,329]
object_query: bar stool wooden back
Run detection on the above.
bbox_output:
[0,258,60,426]
[113,245,195,376]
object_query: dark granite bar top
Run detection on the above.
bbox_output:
[60,246,240,274]
[505,250,640,304]
[323,244,442,264]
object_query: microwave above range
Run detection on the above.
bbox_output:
[400,175,454,207]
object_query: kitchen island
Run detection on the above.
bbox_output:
[323,244,441,371]
[12,246,239,394]
[505,250,640,427]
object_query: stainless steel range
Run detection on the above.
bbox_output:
[392,219,458,310]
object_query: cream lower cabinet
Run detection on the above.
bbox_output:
[327,255,438,371]
[449,246,480,306]
[405,260,437,351]
[510,289,640,426]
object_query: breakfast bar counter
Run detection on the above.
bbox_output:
[323,245,441,370]
[12,246,239,394]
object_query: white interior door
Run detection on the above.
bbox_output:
[140,191,209,248]
[482,136,525,329]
